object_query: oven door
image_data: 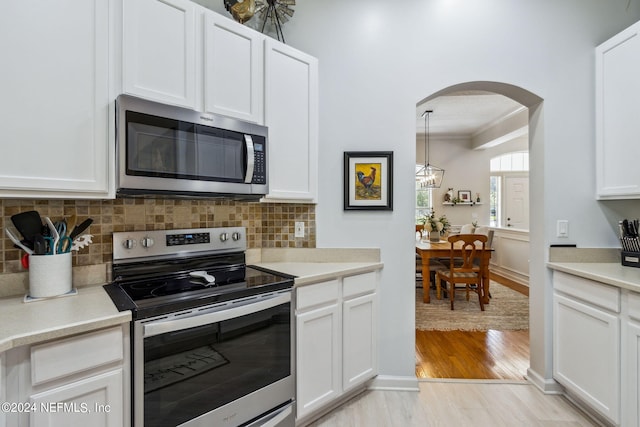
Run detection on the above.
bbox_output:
[133,290,294,427]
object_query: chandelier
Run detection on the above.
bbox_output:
[416,110,444,188]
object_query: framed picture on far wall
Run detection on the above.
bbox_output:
[458,190,472,203]
[344,151,393,211]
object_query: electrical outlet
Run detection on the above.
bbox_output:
[295,222,305,238]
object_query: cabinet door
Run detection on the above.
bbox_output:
[29,369,123,427]
[0,0,113,198]
[123,0,196,108]
[553,293,620,424]
[203,12,263,123]
[296,303,341,419]
[595,21,640,199]
[343,292,377,392]
[264,40,318,202]
[628,320,640,427]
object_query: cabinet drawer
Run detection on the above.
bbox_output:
[553,271,620,312]
[296,280,340,311]
[629,291,640,321]
[31,327,123,386]
[343,272,377,299]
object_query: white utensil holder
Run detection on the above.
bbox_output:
[28,252,72,298]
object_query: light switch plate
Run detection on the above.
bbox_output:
[557,220,569,238]
[295,222,305,238]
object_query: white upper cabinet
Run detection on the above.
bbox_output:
[0,0,114,199]
[123,0,197,108]
[595,20,640,199]
[203,13,264,123]
[264,40,319,203]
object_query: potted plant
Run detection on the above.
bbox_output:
[423,209,450,242]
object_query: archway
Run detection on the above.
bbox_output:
[414,81,547,384]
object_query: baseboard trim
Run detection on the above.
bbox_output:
[368,375,420,392]
[526,368,564,394]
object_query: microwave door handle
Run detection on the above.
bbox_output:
[143,291,290,338]
[244,135,255,183]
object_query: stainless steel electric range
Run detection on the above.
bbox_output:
[104,227,295,427]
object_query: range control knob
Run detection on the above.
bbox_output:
[219,232,229,242]
[141,237,154,248]
[232,231,241,241]
[123,238,137,250]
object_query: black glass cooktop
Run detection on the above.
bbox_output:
[104,260,294,319]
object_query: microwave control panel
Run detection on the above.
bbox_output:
[253,141,266,184]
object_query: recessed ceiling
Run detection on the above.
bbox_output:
[416,91,525,138]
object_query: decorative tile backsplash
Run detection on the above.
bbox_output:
[1,198,315,274]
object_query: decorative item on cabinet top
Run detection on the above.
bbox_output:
[224,0,295,43]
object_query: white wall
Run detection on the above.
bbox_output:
[199,0,640,388]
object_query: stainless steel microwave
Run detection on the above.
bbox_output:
[116,95,268,199]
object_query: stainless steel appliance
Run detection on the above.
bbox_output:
[116,95,268,199]
[104,227,295,427]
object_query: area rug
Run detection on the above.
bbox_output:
[415,281,529,331]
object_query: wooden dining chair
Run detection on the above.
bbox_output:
[435,234,487,311]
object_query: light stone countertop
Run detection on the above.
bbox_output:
[547,262,640,293]
[0,247,382,354]
[0,285,130,353]
[253,262,383,286]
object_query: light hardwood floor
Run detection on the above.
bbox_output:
[308,382,597,426]
[416,273,530,380]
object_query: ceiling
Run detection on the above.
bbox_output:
[416,91,526,139]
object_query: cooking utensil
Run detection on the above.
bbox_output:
[5,228,34,255]
[21,253,29,269]
[10,210,42,243]
[33,234,47,255]
[66,214,77,238]
[69,218,93,240]
[71,234,93,251]
[44,217,60,254]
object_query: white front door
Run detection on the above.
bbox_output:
[504,175,529,229]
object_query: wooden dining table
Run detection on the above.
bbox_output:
[416,239,493,304]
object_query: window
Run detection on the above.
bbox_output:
[416,166,432,223]
[490,152,529,228]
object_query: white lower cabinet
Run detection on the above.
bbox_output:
[342,275,377,393]
[627,291,640,427]
[29,370,123,427]
[628,320,640,427]
[295,271,378,424]
[552,271,621,425]
[4,325,130,427]
[296,287,342,417]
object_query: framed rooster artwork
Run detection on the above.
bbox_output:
[344,151,393,210]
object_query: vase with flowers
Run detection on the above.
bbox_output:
[422,209,450,242]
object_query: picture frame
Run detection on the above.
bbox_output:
[458,190,472,202]
[344,151,393,210]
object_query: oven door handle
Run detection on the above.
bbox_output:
[143,291,290,338]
